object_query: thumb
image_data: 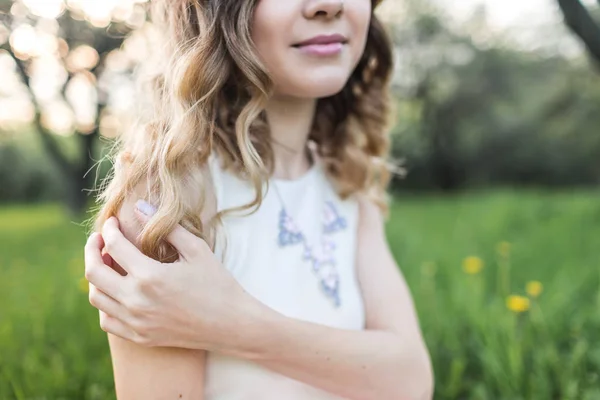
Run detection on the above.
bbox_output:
[134,200,209,262]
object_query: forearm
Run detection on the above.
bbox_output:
[230,306,433,400]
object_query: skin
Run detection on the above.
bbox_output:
[257,0,369,178]
[253,0,370,99]
[85,0,434,399]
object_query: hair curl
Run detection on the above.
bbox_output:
[92,0,399,263]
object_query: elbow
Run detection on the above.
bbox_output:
[403,346,434,400]
[358,335,434,400]
[389,341,434,400]
[411,357,434,400]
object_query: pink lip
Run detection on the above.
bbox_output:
[295,42,344,56]
[293,34,347,56]
[295,34,347,46]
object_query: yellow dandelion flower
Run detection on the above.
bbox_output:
[506,295,530,313]
[78,277,89,293]
[462,256,484,275]
[496,241,511,257]
[526,281,543,298]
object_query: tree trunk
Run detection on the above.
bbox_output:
[557,0,600,67]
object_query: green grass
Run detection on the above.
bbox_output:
[1,189,600,399]
[390,189,600,399]
[0,204,114,399]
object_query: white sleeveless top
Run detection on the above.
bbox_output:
[204,149,365,400]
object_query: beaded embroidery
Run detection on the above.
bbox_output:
[276,200,347,307]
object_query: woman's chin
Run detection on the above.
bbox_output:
[314,83,348,99]
[277,79,350,99]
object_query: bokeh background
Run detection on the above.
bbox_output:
[1,0,600,398]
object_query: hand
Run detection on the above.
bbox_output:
[84,212,261,353]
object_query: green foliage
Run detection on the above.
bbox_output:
[0,205,114,399]
[1,190,600,398]
[389,189,600,398]
[389,11,600,191]
[0,133,111,207]
[0,141,63,203]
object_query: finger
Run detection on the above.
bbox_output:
[102,216,150,274]
[133,204,209,262]
[99,310,135,342]
[85,232,126,301]
[89,283,126,320]
[165,224,211,262]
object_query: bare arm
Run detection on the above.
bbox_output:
[241,196,433,400]
[108,335,205,400]
[96,170,220,399]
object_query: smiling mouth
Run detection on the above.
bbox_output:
[293,43,345,56]
[292,39,348,48]
[292,34,348,48]
[292,35,348,56]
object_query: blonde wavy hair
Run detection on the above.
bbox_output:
[92,0,399,263]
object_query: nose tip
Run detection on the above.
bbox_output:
[306,0,344,19]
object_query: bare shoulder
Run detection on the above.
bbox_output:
[116,162,218,249]
[356,194,385,232]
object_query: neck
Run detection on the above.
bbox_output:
[265,94,317,180]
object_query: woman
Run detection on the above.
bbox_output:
[84,0,433,398]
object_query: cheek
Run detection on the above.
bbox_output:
[349,2,372,61]
[251,0,289,71]
[251,7,292,98]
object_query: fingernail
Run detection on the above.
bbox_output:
[135,199,157,217]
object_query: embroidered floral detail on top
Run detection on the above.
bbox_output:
[323,200,348,234]
[277,201,347,308]
[278,209,304,246]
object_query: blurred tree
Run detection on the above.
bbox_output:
[0,0,599,204]
[0,0,143,213]
[557,0,600,67]
[388,8,486,191]
[388,1,600,191]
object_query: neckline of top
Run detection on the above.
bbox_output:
[268,147,320,186]
[208,147,322,186]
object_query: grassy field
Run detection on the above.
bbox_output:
[1,189,599,399]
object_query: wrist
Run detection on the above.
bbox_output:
[219,294,284,360]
